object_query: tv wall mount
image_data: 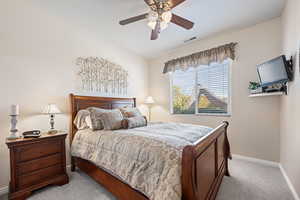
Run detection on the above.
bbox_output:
[286,56,294,81]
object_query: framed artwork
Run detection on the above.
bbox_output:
[76,57,128,95]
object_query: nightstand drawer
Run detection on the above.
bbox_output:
[18,153,62,175]
[17,140,61,162]
[18,164,63,189]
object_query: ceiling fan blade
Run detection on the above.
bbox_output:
[169,0,186,8]
[119,13,148,25]
[151,21,160,40]
[171,14,194,30]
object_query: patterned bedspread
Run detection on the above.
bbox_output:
[71,122,213,200]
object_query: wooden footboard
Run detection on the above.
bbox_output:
[182,121,231,200]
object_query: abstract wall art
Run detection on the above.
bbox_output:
[76,57,128,95]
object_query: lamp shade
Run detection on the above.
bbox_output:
[144,96,155,104]
[42,104,62,114]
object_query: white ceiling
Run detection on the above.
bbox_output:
[37,0,286,59]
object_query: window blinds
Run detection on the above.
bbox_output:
[171,60,230,114]
[197,62,229,114]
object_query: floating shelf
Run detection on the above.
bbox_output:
[249,92,285,97]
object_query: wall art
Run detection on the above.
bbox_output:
[76,57,128,95]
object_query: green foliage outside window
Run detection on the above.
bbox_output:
[172,86,195,114]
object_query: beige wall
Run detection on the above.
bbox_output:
[149,18,282,162]
[280,0,300,197]
[0,1,149,188]
[1,0,298,196]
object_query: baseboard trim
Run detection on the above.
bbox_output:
[0,186,8,196]
[232,154,279,167]
[279,164,300,200]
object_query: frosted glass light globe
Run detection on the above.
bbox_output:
[147,10,172,31]
[147,21,156,30]
[162,11,172,23]
[160,21,168,30]
[148,10,158,22]
[147,21,168,30]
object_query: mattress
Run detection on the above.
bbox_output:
[71,122,213,200]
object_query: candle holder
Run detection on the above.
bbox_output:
[7,115,20,140]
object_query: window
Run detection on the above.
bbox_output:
[170,60,231,115]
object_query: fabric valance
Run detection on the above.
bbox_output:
[163,42,237,74]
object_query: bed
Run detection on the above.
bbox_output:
[69,94,231,200]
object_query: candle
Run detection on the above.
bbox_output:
[10,104,19,116]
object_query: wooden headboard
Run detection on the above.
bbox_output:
[69,94,136,144]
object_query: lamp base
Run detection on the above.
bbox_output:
[47,130,58,135]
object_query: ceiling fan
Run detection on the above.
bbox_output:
[119,0,194,40]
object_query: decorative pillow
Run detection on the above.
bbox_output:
[85,115,92,128]
[122,116,147,129]
[119,107,142,118]
[87,107,110,130]
[73,109,91,130]
[100,109,124,130]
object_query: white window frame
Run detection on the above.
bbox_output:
[169,60,232,117]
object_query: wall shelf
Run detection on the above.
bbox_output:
[249,92,285,97]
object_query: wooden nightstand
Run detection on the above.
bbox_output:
[6,132,69,200]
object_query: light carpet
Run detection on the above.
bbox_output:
[0,159,294,200]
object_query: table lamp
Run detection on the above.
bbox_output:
[144,96,155,121]
[42,104,61,134]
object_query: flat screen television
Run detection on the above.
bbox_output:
[257,55,291,87]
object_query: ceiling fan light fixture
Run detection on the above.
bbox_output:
[161,11,172,23]
[119,0,194,40]
[160,21,169,30]
[147,10,172,31]
[148,10,158,22]
[147,21,168,30]
[147,21,156,29]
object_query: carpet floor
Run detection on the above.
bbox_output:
[0,158,294,200]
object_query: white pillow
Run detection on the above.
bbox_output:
[85,115,92,128]
[73,109,91,130]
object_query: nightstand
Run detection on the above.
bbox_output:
[6,132,69,200]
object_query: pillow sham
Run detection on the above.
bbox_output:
[85,115,92,128]
[100,109,124,130]
[87,107,110,130]
[73,109,91,130]
[119,107,142,118]
[122,116,147,129]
